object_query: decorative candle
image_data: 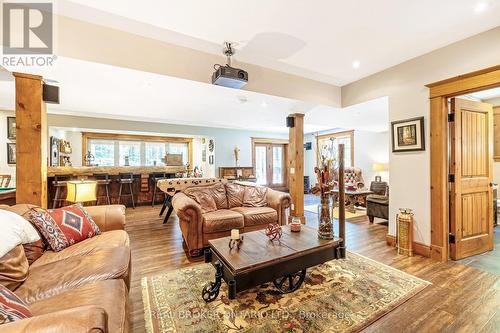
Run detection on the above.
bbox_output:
[291,216,301,232]
[231,229,240,240]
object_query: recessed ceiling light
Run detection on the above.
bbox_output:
[352,60,361,69]
[475,2,488,12]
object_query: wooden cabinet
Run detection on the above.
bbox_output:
[495,106,500,161]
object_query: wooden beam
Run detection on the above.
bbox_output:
[13,72,48,208]
[287,113,305,224]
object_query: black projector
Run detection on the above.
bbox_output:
[212,65,248,89]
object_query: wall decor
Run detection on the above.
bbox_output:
[209,155,214,165]
[7,117,16,139]
[208,139,214,152]
[391,117,425,152]
[7,143,16,164]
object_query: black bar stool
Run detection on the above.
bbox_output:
[52,174,73,208]
[93,173,111,205]
[118,173,135,208]
[151,172,167,207]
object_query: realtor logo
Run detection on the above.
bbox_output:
[2,3,53,54]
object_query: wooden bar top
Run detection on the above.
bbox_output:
[47,165,186,177]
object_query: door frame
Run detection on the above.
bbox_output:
[426,65,500,262]
[251,137,289,190]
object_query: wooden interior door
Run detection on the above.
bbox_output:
[254,143,287,189]
[449,98,494,260]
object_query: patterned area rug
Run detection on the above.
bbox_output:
[304,205,366,220]
[142,252,430,333]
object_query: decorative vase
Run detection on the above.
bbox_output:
[317,194,334,239]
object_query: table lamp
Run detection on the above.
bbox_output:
[372,163,386,182]
[66,180,97,203]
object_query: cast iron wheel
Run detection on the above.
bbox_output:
[202,282,220,302]
[273,269,306,293]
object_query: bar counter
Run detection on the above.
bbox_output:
[47,165,187,208]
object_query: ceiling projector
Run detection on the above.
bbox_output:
[212,42,248,89]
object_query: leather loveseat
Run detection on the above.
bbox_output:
[0,204,130,333]
[172,182,291,257]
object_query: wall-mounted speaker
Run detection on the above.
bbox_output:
[286,116,295,128]
[43,84,59,104]
[304,142,312,150]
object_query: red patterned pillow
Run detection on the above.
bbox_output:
[28,204,101,252]
[0,284,32,324]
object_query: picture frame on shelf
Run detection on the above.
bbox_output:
[7,117,16,139]
[391,117,425,152]
[7,143,16,164]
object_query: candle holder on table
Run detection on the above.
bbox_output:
[229,229,243,250]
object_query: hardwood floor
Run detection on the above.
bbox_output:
[125,206,499,333]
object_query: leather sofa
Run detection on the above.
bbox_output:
[172,182,291,257]
[0,204,130,333]
[366,181,389,223]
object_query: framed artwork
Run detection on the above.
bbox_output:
[391,117,425,152]
[7,117,16,139]
[7,143,16,164]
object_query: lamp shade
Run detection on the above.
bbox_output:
[372,163,386,172]
[66,180,97,203]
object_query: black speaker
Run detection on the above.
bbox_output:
[286,116,294,128]
[43,84,59,104]
[304,142,312,150]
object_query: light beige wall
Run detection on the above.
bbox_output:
[54,15,341,108]
[342,26,500,245]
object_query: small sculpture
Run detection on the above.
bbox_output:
[265,223,282,241]
[233,146,240,167]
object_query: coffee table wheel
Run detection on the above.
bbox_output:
[273,269,306,294]
[202,282,220,302]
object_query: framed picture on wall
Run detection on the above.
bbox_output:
[7,117,16,139]
[7,143,16,164]
[391,117,425,152]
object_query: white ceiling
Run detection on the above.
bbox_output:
[57,0,500,86]
[0,57,388,134]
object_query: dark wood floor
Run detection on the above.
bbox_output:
[125,206,499,333]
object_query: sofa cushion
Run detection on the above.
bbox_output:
[184,186,218,213]
[14,246,130,304]
[203,210,244,234]
[366,195,389,205]
[27,204,101,252]
[226,183,245,208]
[242,186,268,207]
[231,207,278,227]
[0,245,28,291]
[0,284,32,324]
[28,279,128,333]
[30,230,129,268]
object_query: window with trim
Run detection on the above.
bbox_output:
[84,133,191,167]
[317,130,354,168]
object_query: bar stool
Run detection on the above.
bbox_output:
[151,172,167,207]
[52,174,73,208]
[118,173,135,208]
[93,173,111,205]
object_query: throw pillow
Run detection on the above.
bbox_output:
[242,186,268,207]
[0,284,32,324]
[0,209,41,258]
[226,183,245,208]
[27,204,101,252]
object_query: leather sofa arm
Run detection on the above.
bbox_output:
[266,189,291,225]
[84,205,126,232]
[172,193,202,223]
[0,306,108,333]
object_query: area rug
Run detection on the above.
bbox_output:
[142,252,430,333]
[304,204,366,220]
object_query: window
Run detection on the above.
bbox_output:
[252,138,288,188]
[317,130,354,168]
[83,133,192,167]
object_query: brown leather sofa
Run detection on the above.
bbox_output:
[0,204,130,333]
[172,182,291,257]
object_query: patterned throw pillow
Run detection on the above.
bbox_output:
[0,284,32,324]
[28,204,101,252]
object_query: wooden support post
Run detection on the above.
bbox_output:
[338,144,346,258]
[288,113,305,224]
[13,73,48,208]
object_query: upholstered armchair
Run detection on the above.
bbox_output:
[332,167,365,189]
[366,181,389,223]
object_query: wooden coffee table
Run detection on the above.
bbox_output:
[202,225,344,302]
[330,189,374,213]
